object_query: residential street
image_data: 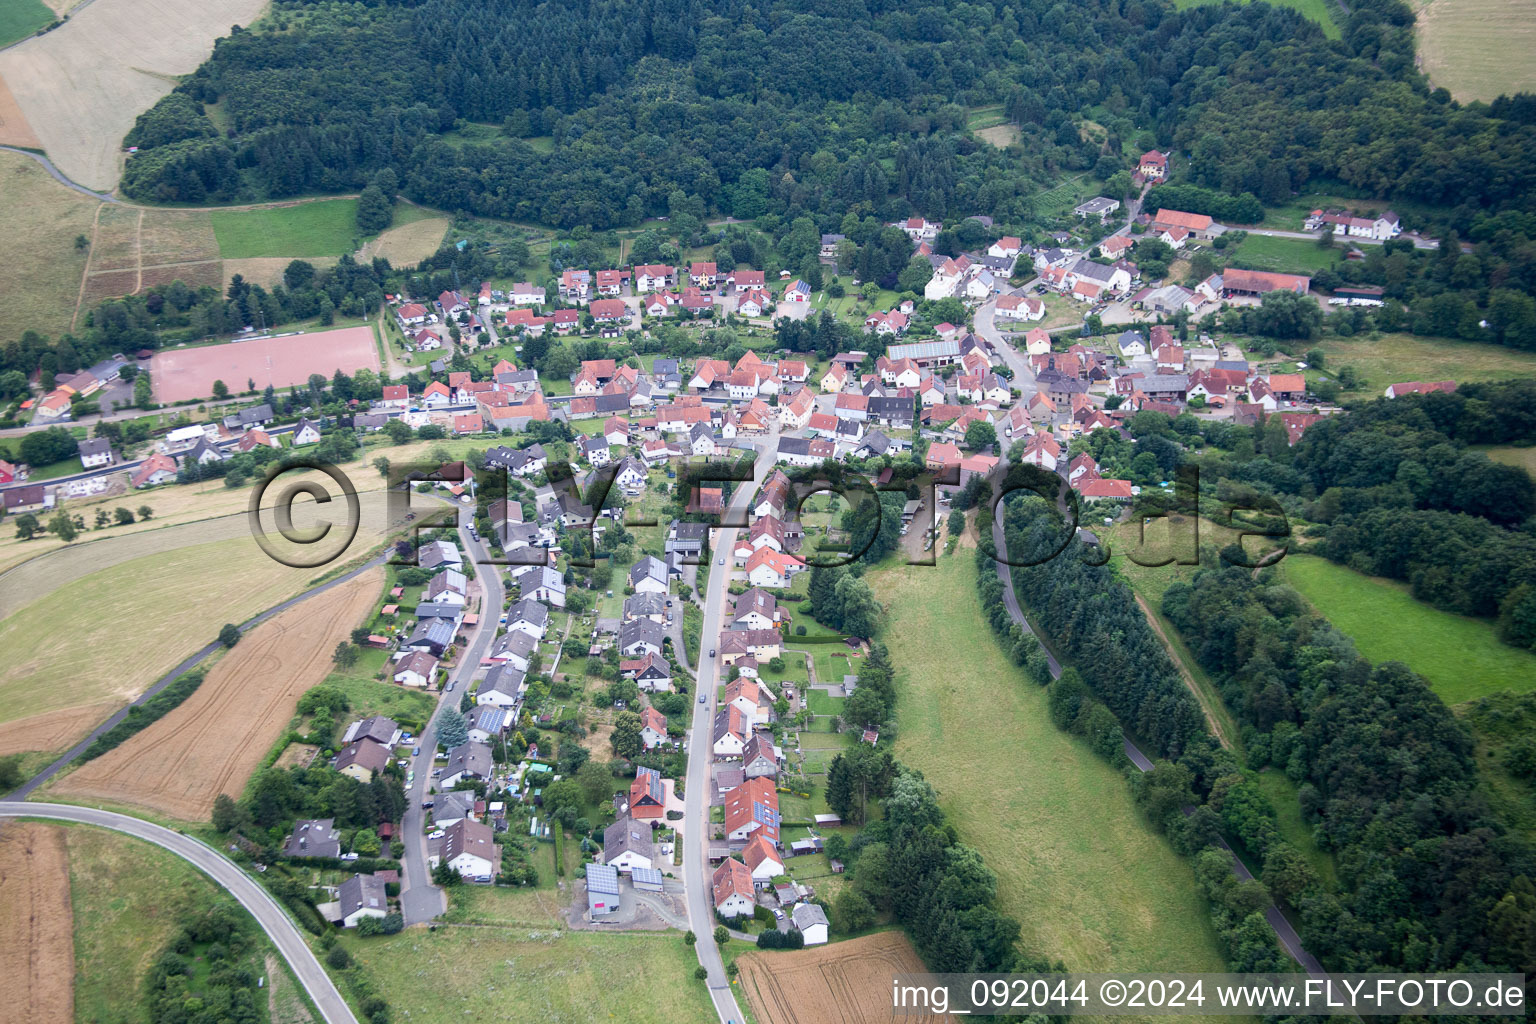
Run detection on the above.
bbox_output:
[0,803,358,1024]
[398,499,506,925]
[680,435,778,1024]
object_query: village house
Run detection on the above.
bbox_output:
[629,766,666,820]
[334,738,391,782]
[712,705,749,757]
[604,817,654,872]
[432,819,500,882]
[336,873,389,928]
[723,776,780,844]
[712,858,756,918]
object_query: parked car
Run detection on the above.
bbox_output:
[428,829,444,839]
[412,746,421,756]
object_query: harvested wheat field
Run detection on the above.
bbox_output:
[735,931,943,1024]
[89,205,141,271]
[0,151,99,340]
[51,568,383,819]
[357,217,450,266]
[0,702,116,758]
[0,822,75,1024]
[0,71,40,148]
[0,0,267,191]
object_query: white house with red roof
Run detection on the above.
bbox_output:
[995,293,1045,322]
[1138,150,1169,180]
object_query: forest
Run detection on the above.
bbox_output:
[118,0,1536,237]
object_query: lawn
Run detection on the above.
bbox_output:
[1310,332,1536,392]
[64,822,261,1024]
[342,907,717,1024]
[868,555,1237,976]
[211,199,362,260]
[322,672,437,732]
[1172,0,1340,37]
[1280,553,1536,703]
[1257,193,1389,231]
[0,0,52,48]
[0,435,80,480]
[1227,233,1344,275]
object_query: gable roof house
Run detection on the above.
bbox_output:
[629,766,666,819]
[337,873,389,928]
[434,819,499,882]
[723,776,780,844]
[711,858,756,918]
[604,817,654,872]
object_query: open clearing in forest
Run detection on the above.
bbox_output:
[149,324,381,402]
[0,822,74,1024]
[975,123,1021,149]
[0,0,268,191]
[0,150,98,341]
[1280,553,1536,703]
[868,554,1236,979]
[1416,0,1536,102]
[735,931,940,1024]
[50,569,382,819]
[355,213,450,266]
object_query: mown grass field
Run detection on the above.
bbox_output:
[342,887,717,1024]
[868,554,1236,977]
[0,150,98,341]
[1281,554,1536,703]
[1227,233,1344,275]
[211,199,362,259]
[1416,0,1536,102]
[1310,332,1536,393]
[1172,0,1341,38]
[0,0,53,49]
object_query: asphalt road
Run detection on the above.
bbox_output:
[0,803,358,1024]
[681,435,778,1024]
[7,551,389,800]
[0,144,119,202]
[397,500,506,925]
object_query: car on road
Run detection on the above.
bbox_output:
[446,681,455,691]
[699,694,706,703]
[717,557,724,565]
[413,745,421,756]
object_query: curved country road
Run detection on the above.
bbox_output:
[0,144,119,202]
[0,802,358,1024]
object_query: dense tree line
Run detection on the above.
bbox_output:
[994,489,1207,757]
[0,255,394,381]
[1163,563,1536,974]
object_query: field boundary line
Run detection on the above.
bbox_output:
[71,200,104,330]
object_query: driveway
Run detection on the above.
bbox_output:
[0,803,357,1024]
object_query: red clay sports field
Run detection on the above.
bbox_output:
[148,326,382,403]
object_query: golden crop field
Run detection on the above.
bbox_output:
[0,0,269,191]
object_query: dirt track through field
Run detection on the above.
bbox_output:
[0,822,75,1024]
[50,568,383,820]
[735,931,942,1024]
